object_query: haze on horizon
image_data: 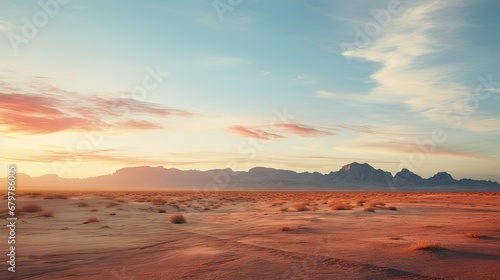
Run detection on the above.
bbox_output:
[1,0,500,182]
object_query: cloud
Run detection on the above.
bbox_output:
[348,140,488,160]
[341,1,476,124]
[275,123,334,137]
[202,56,251,66]
[227,125,284,140]
[293,74,316,84]
[316,90,336,99]
[0,77,197,135]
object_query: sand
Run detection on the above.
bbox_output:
[2,191,500,279]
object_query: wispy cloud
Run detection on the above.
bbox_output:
[227,125,284,140]
[341,1,474,124]
[0,76,197,135]
[275,123,334,137]
[293,74,316,84]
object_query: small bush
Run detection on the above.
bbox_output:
[106,202,119,208]
[465,232,482,238]
[44,194,68,199]
[387,206,398,211]
[169,214,186,224]
[83,217,99,224]
[158,208,166,213]
[90,208,98,212]
[364,207,375,212]
[331,204,352,210]
[21,203,43,213]
[40,210,54,217]
[409,240,443,251]
[279,226,293,231]
[152,198,167,205]
[280,207,288,212]
[77,201,89,207]
[294,203,309,211]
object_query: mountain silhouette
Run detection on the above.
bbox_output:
[2,162,498,191]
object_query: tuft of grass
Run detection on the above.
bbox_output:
[169,214,186,224]
[40,210,54,217]
[44,194,68,199]
[77,201,89,207]
[465,232,482,238]
[152,198,167,205]
[83,217,99,224]
[409,240,444,251]
[21,203,43,213]
[331,204,353,210]
[294,203,310,211]
[279,226,293,231]
[364,207,375,212]
[387,206,398,211]
[157,208,167,213]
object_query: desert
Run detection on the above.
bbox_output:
[3,190,500,279]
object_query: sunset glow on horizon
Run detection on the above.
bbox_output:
[1,0,500,182]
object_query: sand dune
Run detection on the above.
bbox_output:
[3,191,500,279]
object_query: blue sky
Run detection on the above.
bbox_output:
[1,0,499,181]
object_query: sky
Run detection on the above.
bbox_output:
[0,0,499,182]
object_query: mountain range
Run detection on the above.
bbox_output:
[3,162,499,191]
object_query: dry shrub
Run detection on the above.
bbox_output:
[106,202,119,208]
[465,232,482,238]
[21,203,43,213]
[169,214,186,224]
[279,206,288,212]
[370,202,386,207]
[357,199,367,206]
[77,201,89,207]
[152,198,167,205]
[409,240,443,251]
[44,194,68,199]
[387,206,398,211]
[364,207,375,212]
[294,203,309,211]
[89,208,98,212]
[40,210,54,217]
[331,204,352,210]
[157,208,167,213]
[279,226,293,231]
[83,217,99,224]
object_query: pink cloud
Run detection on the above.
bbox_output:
[275,123,333,137]
[227,125,284,140]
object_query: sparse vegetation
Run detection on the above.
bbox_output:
[158,208,167,213]
[331,204,353,210]
[152,198,167,205]
[409,240,444,251]
[44,194,68,199]
[387,206,398,211]
[293,203,309,211]
[465,232,482,238]
[21,203,43,213]
[279,226,293,231]
[40,210,54,217]
[169,214,186,224]
[279,206,288,212]
[77,201,89,207]
[364,207,375,212]
[83,217,99,224]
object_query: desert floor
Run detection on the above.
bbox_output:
[2,190,500,280]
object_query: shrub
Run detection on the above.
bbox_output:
[387,206,398,211]
[83,217,99,224]
[364,207,375,212]
[294,203,309,211]
[280,207,288,212]
[465,232,482,238]
[331,204,352,210]
[40,210,54,217]
[77,201,89,207]
[158,208,166,213]
[169,214,186,224]
[279,226,293,231]
[409,240,443,251]
[152,198,167,205]
[21,203,43,213]
[44,194,68,199]
[370,202,386,207]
